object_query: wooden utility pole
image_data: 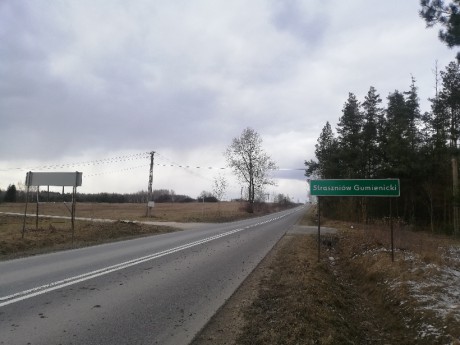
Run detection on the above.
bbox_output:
[146,151,155,217]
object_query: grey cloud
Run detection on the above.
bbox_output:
[0,0,454,203]
[270,0,329,47]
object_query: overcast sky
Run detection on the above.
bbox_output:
[0,0,457,202]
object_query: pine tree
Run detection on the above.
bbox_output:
[384,91,411,177]
[4,184,17,202]
[362,86,383,178]
[404,77,423,153]
[421,100,450,231]
[404,78,423,223]
[439,61,460,143]
[420,0,460,60]
[438,61,460,234]
[336,93,364,178]
[304,60,460,232]
[305,121,341,179]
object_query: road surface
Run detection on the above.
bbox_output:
[0,206,306,345]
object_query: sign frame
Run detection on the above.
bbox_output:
[22,171,83,242]
[25,172,82,187]
[310,179,400,197]
[309,178,400,262]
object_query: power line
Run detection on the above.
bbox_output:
[155,152,304,171]
[0,150,304,178]
[154,163,227,170]
[85,164,149,177]
[0,152,150,172]
[155,152,226,170]
[275,168,306,171]
[155,153,217,182]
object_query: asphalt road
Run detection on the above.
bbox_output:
[0,206,306,345]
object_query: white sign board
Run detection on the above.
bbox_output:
[25,172,83,187]
[148,201,155,207]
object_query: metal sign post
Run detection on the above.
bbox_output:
[21,184,30,239]
[22,171,82,243]
[317,197,321,262]
[310,179,400,262]
[390,198,394,261]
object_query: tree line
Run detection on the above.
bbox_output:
[2,183,295,206]
[1,126,280,210]
[0,187,196,204]
[305,60,460,234]
[304,0,460,234]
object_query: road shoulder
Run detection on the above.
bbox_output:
[191,232,291,345]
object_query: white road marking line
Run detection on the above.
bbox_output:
[0,212,294,308]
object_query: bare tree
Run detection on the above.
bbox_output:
[212,174,228,202]
[224,127,277,212]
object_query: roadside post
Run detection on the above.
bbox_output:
[317,196,321,262]
[148,201,155,217]
[310,179,400,262]
[23,172,83,243]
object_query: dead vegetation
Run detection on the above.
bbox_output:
[194,205,460,345]
[0,201,292,223]
[0,201,296,259]
[340,222,460,343]
[3,201,459,343]
[0,214,176,259]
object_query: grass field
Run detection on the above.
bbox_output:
[0,201,294,259]
[0,201,288,222]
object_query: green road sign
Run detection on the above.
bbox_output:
[310,179,400,197]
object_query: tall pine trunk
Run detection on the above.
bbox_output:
[452,157,459,235]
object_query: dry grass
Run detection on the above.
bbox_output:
[234,207,460,344]
[0,201,288,223]
[237,235,367,345]
[0,201,295,259]
[0,214,177,259]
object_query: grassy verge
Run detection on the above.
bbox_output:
[234,206,460,344]
[0,201,294,223]
[0,201,297,259]
[0,214,176,259]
